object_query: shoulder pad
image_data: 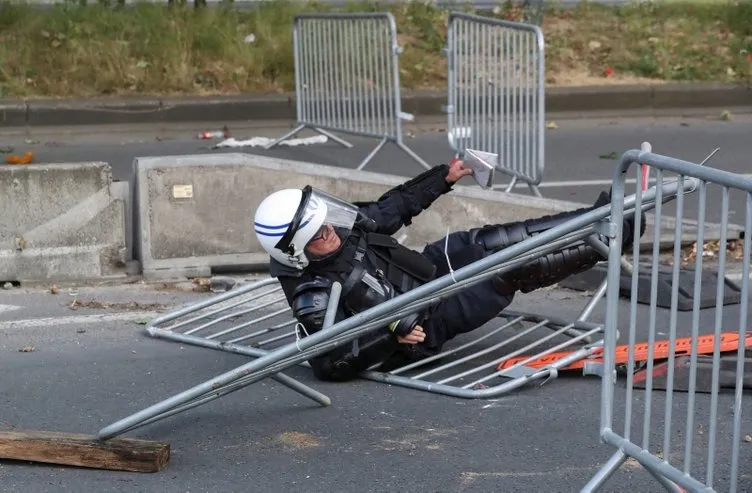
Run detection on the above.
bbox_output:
[292,276,332,323]
[292,276,331,297]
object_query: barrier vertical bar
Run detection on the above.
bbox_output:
[729,194,751,492]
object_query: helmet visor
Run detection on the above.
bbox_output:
[274,186,359,256]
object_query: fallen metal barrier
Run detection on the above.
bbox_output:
[582,149,752,493]
[265,12,430,172]
[445,12,546,196]
[96,157,698,442]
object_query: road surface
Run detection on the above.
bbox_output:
[2,111,751,225]
[1,111,752,491]
[1,277,750,493]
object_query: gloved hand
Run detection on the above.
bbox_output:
[397,325,426,345]
[388,312,424,338]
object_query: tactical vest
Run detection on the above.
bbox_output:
[314,229,438,318]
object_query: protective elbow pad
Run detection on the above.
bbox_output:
[291,276,332,334]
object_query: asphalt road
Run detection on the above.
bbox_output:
[2,111,752,491]
[2,111,751,226]
[1,278,751,493]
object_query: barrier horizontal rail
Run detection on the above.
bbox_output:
[582,147,752,493]
[445,12,546,196]
[265,12,430,172]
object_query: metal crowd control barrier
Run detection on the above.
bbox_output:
[265,13,430,172]
[582,150,752,493]
[445,13,546,196]
[96,169,696,441]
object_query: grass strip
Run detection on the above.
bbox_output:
[0,0,750,99]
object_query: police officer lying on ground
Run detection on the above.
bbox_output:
[254,160,645,382]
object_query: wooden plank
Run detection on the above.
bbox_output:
[0,429,170,473]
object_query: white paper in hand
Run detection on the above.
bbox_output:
[463,149,497,189]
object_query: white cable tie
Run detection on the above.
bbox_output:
[443,225,458,284]
[294,322,309,352]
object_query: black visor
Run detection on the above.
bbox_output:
[275,185,312,255]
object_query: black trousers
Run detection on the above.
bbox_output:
[417,230,515,352]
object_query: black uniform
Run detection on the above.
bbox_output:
[269,164,643,382]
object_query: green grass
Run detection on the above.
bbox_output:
[0,0,749,99]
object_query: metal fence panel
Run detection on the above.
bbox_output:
[265,12,430,172]
[445,12,545,196]
[582,146,752,493]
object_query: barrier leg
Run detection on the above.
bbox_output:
[527,183,543,197]
[267,373,329,405]
[395,138,432,171]
[580,451,627,493]
[97,356,294,441]
[355,137,388,171]
[312,127,354,148]
[501,177,544,197]
[352,136,432,172]
[581,449,684,493]
[575,276,607,327]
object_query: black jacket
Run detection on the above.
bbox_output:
[268,164,454,380]
[270,164,453,299]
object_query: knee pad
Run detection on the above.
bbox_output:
[468,222,529,253]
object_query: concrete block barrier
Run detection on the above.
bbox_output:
[0,162,128,283]
[132,152,740,279]
[133,152,580,278]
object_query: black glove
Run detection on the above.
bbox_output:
[388,311,423,337]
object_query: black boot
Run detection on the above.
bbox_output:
[499,240,604,293]
[469,190,646,294]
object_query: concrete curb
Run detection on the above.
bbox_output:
[1,83,750,128]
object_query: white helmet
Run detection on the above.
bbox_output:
[254,185,359,269]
